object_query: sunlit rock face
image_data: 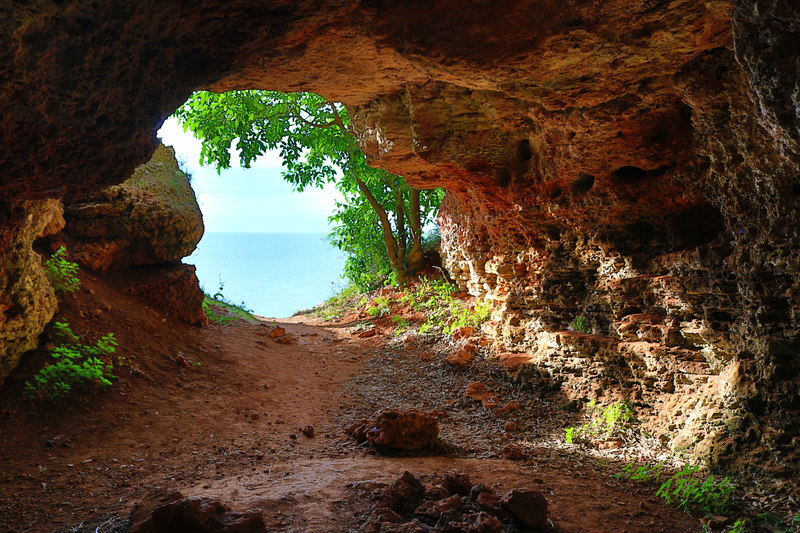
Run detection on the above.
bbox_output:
[2,0,799,476]
[61,143,204,273]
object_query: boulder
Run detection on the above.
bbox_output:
[62,143,203,272]
[121,263,208,326]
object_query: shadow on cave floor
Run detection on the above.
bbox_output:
[0,271,703,533]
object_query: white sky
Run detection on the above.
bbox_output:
[157,116,342,233]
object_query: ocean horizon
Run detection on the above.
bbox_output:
[186,232,346,318]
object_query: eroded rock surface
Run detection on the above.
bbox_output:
[1,1,800,477]
[61,143,203,272]
[0,200,62,385]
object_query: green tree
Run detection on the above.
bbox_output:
[173,90,443,288]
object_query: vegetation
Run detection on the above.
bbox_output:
[655,464,735,514]
[24,321,117,400]
[201,279,255,325]
[314,285,365,321]
[617,461,735,516]
[570,315,591,333]
[44,246,80,293]
[313,277,490,342]
[174,90,445,289]
[564,400,635,444]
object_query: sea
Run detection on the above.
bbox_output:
[186,232,346,318]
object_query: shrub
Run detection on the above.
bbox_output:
[570,315,591,333]
[564,400,635,444]
[617,461,735,515]
[25,321,117,400]
[44,246,80,293]
[655,464,735,514]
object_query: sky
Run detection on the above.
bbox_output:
[157,116,343,233]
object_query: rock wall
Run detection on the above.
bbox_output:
[0,201,63,385]
[1,0,800,476]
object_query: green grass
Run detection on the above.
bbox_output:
[202,294,255,325]
[314,285,363,321]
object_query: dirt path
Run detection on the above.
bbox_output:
[0,276,702,533]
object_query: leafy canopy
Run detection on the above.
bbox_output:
[174,90,444,289]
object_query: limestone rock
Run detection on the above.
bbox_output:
[0,201,61,385]
[62,143,203,272]
[122,263,208,327]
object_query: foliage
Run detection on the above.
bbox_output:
[655,464,735,514]
[391,315,409,335]
[25,321,117,400]
[44,246,80,293]
[202,280,255,325]
[366,296,392,318]
[444,298,490,334]
[570,315,591,333]
[618,461,735,517]
[564,400,635,444]
[617,461,666,483]
[315,285,363,321]
[174,90,445,289]
[394,277,489,335]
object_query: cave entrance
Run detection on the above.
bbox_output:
[157,117,347,318]
[159,90,445,318]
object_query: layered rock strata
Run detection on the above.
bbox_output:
[1,0,800,477]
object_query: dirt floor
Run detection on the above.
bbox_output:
[0,273,704,533]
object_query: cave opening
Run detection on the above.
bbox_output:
[157,117,347,318]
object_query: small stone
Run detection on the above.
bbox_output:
[301,425,314,438]
[445,348,473,367]
[501,444,523,460]
[500,489,548,529]
[494,401,521,417]
[369,506,403,523]
[268,326,286,338]
[451,326,475,339]
[424,484,451,501]
[472,512,504,533]
[442,473,472,496]
[415,493,463,518]
[503,421,517,432]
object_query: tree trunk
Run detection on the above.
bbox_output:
[404,187,424,274]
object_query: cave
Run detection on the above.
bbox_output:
[2,1,800,531]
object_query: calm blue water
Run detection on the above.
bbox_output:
[186,233,346,318]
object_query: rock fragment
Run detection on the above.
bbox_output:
[500,489,548,529]
[347,409,440,452]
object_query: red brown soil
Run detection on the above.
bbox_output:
[0,273,701,533]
